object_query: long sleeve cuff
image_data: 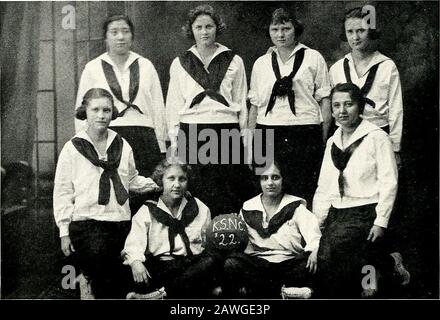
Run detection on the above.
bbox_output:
[373,216,389,229]
[392,143,401,152]
[158,140,166,153]
[123,254,146,266]
[315,86,331,102]
[59,224,70,237]
[304,239,320,252]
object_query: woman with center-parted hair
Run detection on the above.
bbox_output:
[216,160,321,299]
[248,8,332,208]
[75,15,167,215]
[165,4,254,218]
[53,88,159,299]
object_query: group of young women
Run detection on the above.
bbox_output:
[53,4,408,299]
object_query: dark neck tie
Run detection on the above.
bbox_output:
[343,58,380,109]
[179,50,235,109]
[71,135,129,206]
[101,59,143,116]
[146,196,199,257]
[241,200,301,238]
[265,48,306,116]
[330,136,366,198]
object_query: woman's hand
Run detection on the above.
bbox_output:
[306,248,319,274]
[61,235,75,256]
[144,178,161,193]
[367,225,385,242]
[395,152,402,170]
[131,260,151,284]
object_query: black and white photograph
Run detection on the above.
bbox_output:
[1,0,438,307]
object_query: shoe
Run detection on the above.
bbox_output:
[361,288,378,298]
[390,252,410,286]
[281,286,313,299]
[126,287,167,300]
[76,273,95,300]
[238,286,248,297]
[212,286,223,297]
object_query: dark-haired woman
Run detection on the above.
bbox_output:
[313,83,399,298]
[54,88,159,298]
[218,161,321,298]
[248,8,332,207]
[165,4,252,217]
[329,7,408,289]
[329,7,403,164]
[75,15,166,214]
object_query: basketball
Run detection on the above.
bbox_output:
[205,214,249,252]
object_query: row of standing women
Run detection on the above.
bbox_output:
[74,5,403,216]
[53,5,407,299]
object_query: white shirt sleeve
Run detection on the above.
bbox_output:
[294,205,322,252]
[53,144,75,237]
[387,63,403,152]
[248,60,261,108]
[123,206,150,265]
[165,59,185,143]
[312,139,334,228]
[147,63,167,152]
[231,56,248,131]
[313,52,332,102]
[127,147,157,193]
[373,133,398,228]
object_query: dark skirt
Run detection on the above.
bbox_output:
[254,124,324,207]
[109,126,164,215]
[220,252,313,298]
[69,219,131,298]
[177,122,256,217]
[124,252,221,299]
[316,204,389,298]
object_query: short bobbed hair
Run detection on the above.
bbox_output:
[340,6,380,42]
[75,88,119,120]
[151,159,193,189]
[182,4,226,40]
[103,15,135,40]
[330,83,366,115]
[269,8,304,38]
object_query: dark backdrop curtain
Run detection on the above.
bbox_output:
[1,2,40,166]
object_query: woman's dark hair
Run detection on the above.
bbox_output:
[103,15,134,39]
[256,158,293,194]
[330,83,366,114]
[182,4,226,40]
[151,159,192,189]
[269,8,304,38]
[75,88,119,120]
[339,6,380,41]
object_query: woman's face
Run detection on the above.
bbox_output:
[105,19,133,56]
[260,163,283,198]
[345,17,371,52]
[269,21,296,50]
[192,14,217,47]
[86,97,113,133]
[162,165,188,202]
[331,91,362,129]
